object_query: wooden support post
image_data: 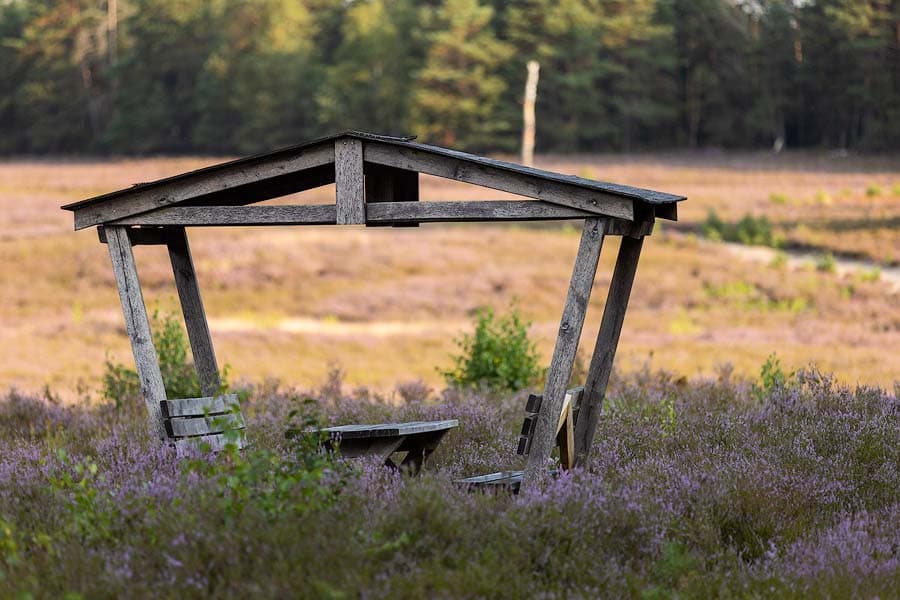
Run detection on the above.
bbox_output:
[167,228,221,396]
[335,138,365,225]
[573,235,644,465]
[105,225,168,440]
[522,218,605,488]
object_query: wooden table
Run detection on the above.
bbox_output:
[288,419,458,475]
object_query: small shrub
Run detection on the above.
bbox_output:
[103,310,228,406]
[815,190,833,205]
[440,305,542,393]
[865,184,882,197]
[752,353,792,401]
[701,211,777,247]
[183,397,344,520]
[769,251,788,269]
[816,252,836,273]
[857,268,881,283]
[892,183,900,196]
[768,192,789,205]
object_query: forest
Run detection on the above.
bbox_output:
[1,0,899,155]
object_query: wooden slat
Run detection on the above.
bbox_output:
[556,398,575,470]
[111,201,619,227]
[106,225,168,440]
[323,419,458,439]
[160,394,239,418]
[367,200,600,224]
[172,431,246,453]
[525,393,543,413]
[166,412,245,438]
[364,141,634,221]
[72,143,334,229]
[573,236,645,465]
[335,138,365,225]
[113,205,337,226]
[523,218,605,488]
[167,228,220,396]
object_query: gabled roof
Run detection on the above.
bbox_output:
[62,131,685,229]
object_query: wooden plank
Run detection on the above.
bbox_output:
[323,419,458,439]
[160,394,239,418]
[113,205,337,226]
[335,138,365,225]
[167,228,220,396]
[567,386,585,426]
[285,419,458,440]
[556,399,575,470]
[573,236,644,465]
[166,412,245,438]
[364,141,635,221]
[172,431,246,453]
[367,200,599,224]
[105,225,168,440]
[72,143,334,229]
[111,201,603,227]
[523,218,605,488]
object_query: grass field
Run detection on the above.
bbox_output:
[1,151,898,397]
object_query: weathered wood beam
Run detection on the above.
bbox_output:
[167,228,220,397]
[112,205,337,226]
[523,218,605,489]
[335,138,365,225]
[183,163,335,207]
[73,143,334,230]
[110,202,653,231]
[105,225,168,440]
[363,140,634,221]
[573,236,644,465]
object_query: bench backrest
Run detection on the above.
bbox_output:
[161,393,246,452]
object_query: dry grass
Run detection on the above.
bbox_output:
[1,152,897,397]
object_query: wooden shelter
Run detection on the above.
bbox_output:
[62,131,685,486]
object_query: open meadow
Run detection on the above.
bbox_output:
[1,152,897,396]
[2,152,899,597]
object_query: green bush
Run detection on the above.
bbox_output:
[702,211,778,247]
[102,310,227,406]
[441,305,542,393]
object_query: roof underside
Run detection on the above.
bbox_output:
[62,131,686,229]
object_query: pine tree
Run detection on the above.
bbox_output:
[412,0,513,150]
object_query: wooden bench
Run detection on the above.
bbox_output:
[161,393,246,452]
[287,419,458,475]
[455,387,583,492]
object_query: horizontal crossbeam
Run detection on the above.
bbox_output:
[107,202,654,235]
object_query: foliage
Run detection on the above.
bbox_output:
[441,305,542,393]
[182,398,344,521]
[3,0,900,153]
[102,310,226,406]
[752,352,792,402]
[702,210,779,247]
[0,367,898,596]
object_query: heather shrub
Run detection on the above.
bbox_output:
[0,365,897,597]
[440,305,542,393]
[102,310,230,407]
